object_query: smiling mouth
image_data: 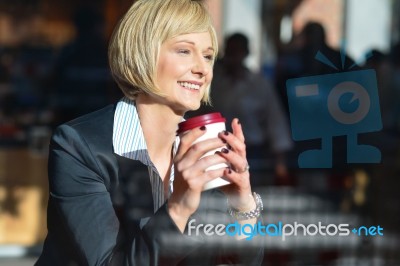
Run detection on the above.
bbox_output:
[178,81,201,91]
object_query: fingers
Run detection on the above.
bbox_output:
[170,125,231,228]
[217,146,249,178]
[175,126,207,161]
[174,125,228,192]
[217,118,250,187]
[186,137,226,161]
[231,118,245,143]
[176,125,226,171]
[175,119,249,188]
[178,152,228,181]
[183,165,227,190]
[222,165,250,185]
[218,127,246,159]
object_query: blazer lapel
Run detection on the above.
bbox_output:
[87,104,154,219]
[114,154,155,221]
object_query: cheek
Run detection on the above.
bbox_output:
[157,67,179,85]
[169,65,191,81]
[155,63,167,85]
[156,55,180,82]
[161,58,187,77]
[207,71,213,84]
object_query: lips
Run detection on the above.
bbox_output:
[178,81,201,91]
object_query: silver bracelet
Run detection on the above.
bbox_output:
[227,192,263,221]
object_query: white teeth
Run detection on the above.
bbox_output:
[179,82,200,90]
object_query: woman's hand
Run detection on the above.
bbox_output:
[216,118,259,240]
[168,126,227,232]
[217,119,256,212]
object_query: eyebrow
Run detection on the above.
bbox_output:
[175,40,214,52]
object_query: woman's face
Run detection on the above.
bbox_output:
[154,32,214,114]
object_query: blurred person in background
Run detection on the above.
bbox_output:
[388,42,400,132]
[275,22,357,113]
[197,32,293,182]
[35,0,264,265]
[363,49,395,132]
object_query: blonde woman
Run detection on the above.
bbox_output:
[36,0,263,265]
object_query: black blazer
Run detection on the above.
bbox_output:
[35,105,263,266]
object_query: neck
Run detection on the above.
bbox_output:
[135,94,182,178]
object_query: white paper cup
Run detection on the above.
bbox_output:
[177,113,230,190]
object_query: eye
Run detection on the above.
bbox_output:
[204,54,214,61]
[177,49,190,55]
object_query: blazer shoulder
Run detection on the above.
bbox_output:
[57,105,115,145]
[66,104,116,130]
[52,105,118,184]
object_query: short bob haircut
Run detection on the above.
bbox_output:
[108,0,218,104]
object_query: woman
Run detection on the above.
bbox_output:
[36,0,264,265]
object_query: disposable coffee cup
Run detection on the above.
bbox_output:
[177,113,230,190]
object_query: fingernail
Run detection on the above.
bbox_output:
[223,130,229,136]
[227,144,232,150]
[228,168,232,174]
[214,151,221,155]
[221,139,227,144]
[221,148,229,154]
[237,119,241,125]
[200,126,206,131]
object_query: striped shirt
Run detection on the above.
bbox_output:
[113,97,177,212]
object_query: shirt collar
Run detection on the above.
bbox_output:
[113,97,151,165]
[112,97,180,167]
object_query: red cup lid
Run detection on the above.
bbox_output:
[177,112,226,134]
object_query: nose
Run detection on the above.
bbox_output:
[192,55,211,77]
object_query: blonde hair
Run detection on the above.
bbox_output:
[108,0,218,104]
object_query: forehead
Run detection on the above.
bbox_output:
[166,32,213,47]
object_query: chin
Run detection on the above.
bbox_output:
[187,101,202,112]
[178,98,202,111]
[172,102,201,116]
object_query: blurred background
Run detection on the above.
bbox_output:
[1,0,400,265]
